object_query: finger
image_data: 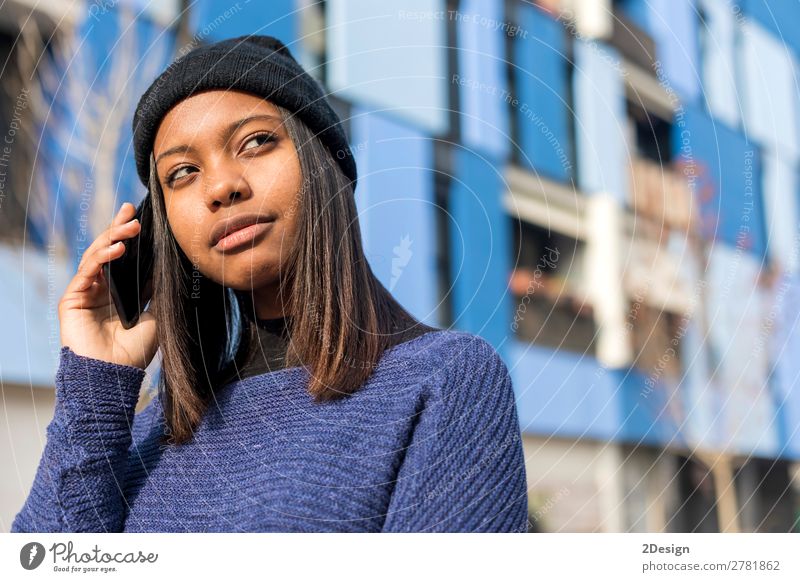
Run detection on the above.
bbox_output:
[70,241,124,294]
[77,218,141,272]
[76,202,136,270]
[85,280,112,306]
[92,267,109,293]
[106,219,141,244]
[112,201,137,227]
[67,240,127,294]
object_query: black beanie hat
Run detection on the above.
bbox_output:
[131,34,357,190]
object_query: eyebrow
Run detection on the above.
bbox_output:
[154,114,282,164]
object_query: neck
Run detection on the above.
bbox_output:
[239,283,291,320]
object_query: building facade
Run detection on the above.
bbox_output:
[1,0,799,532]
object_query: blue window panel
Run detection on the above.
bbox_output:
[350,108,440,327]
[118,16,178,202]
[614,0,648,29]
[738,20,800,159]
[704,243,781,457]
[456,0,510,159]
[573,39,627,201]
[448,147,512,353]
[617,0,701,103]
[672,105,767,258]
[680,314,726,452]
[769,273,800,460]
[327,0,448,135]
[614,369,685,448]
[510,343,687,448]
[118,0,180,25]
[0,246,71,387]
[697,0,741,128]
[505,340,621,439]
[762,153,800,274]
[741,0,800,58]
[76,5,124,86]
[189,0,297,44]
[513,5,573,182]
[38,9,176,264]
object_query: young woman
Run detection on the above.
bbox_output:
[12,35,528,533]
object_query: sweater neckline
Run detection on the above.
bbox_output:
[255,315,290,334]
[221,326,448,388]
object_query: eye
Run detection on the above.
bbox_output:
[241,132,276,152]
[165,166,195,186]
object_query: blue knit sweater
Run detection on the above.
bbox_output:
[11,329,528,532]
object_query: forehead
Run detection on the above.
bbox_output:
[153,89,281,151]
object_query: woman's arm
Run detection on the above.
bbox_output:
[10,346,146,533]
[381,333,529,532]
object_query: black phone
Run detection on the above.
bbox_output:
[102,195,155,329]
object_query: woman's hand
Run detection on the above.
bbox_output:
[59,202,158,369]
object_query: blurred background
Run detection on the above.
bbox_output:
[2,0,800,533]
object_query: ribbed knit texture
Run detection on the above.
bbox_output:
[11,330,528,533]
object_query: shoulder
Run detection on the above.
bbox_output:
[351,330,516,421]
[425,328,509,374]
[388,328,507,367]
[388,328,514,407]
[439,330,508,368]
[387,331,524,499]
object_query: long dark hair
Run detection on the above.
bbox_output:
[148,103,422,446]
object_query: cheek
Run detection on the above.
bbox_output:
[270,188,302,258]
[275,169,304,241]
[165,204,207,261]
[252,151,303,214]
[250,156,303,241]
[281,206,302,250]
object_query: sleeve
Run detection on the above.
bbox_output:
[381,334,529,532]
[10,346,146,533]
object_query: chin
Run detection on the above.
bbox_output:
[208,258,282,290]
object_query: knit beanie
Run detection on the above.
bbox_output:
[131,34,357,190]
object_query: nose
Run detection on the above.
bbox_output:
[204,162,252,208]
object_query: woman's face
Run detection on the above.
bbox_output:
[152,89,302,294]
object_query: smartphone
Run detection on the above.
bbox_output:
[102,195,155,329]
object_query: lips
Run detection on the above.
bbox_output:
[209,213,275,247]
